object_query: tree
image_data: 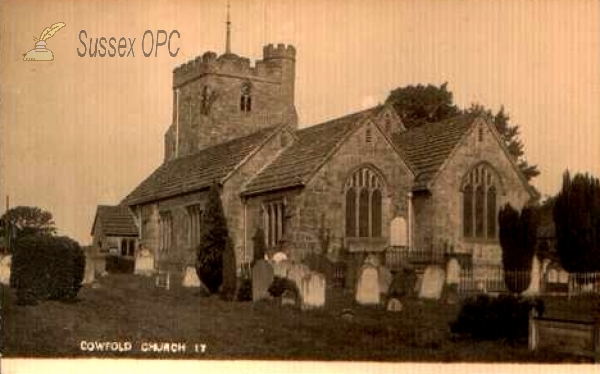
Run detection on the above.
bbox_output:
[1,206,57,243]
[252,227,266,264]
[553,171,600,273]
[196,182,229,294]
[220,237,237,301]
[499,203,539,294]
[385,82,460,129]
[465,104,540,181]
[385,84,539,181]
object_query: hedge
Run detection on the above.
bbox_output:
[11,235,85,305]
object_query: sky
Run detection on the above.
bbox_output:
[1,0,599,245]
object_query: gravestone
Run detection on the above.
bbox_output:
[287,263,311,290]
[446,258,461,285]
[441,284,459,305]
[82,255,95,284]
[300,271,326,309]
[0,255,11,285]
[182,266,202,287]
[252,259,274,301]
[355,265,380,305]
[386,297,403,312]
[419,265,445,300]
[523,255,541,296]
[378,265,393,294]
[281,289,298,307]
[390,217,407,247]
[134,249,155,276]
[272,251,288,263]
[273,259,293,278]
[364,254,381,267]
[388,267,416,299]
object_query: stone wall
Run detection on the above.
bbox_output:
[165,44,297,161]
[412,119,533,266]
[283,121,413,261]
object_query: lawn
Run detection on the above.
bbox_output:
[0,274,593,362]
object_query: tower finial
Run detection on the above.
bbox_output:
[225,1,231,54]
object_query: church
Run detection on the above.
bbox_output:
[92,20,536,283]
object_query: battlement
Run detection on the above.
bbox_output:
[263,43,296,61]
[173,44,296,88]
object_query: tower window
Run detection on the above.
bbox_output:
[240,83,252,113]
[365,128,372,143]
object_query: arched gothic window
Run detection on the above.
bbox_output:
[344,167,384,238]
[462,164,500,239]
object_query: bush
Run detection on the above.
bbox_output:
[236,278,252,302]
[220,238,237,301]
[105,255,134,274]
[268,277,298,298]
[450,295,544,341]
[196,182,228,294]
[11,236,85,305]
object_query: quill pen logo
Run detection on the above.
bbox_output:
[23,22,66,61]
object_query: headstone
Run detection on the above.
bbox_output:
[182,266,202,287]
[281,289,298,307]
[0,255,11,285]
[386,297,403,312]
[441,284,459,305]
[446,258,461,285]
[364,254,381,267]
[388,267,417,299]
[82,255,95,284]
[287,263,311,290]
[340,309,354,322]
[390,217,407,247]
[300,271,326,309]
[355,264,380,305]
[134,248,155,276]
[378,265,393,294]
[252,259,274,301]
[273,259,293,278]
[271,251,288,263]
[523,255,541,296]
[419,265,445,300]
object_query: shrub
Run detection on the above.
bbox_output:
[105,255,134,274]
[268,277,298,298]
[236,278,252,302]
[11,235,85,305]
[450,294,544,341]
[220,237,237,301]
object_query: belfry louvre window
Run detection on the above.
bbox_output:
[187,204,203,248]
[240,83,252,112]
[345,167,384,238]
[263,201,285,248]
[158,211,173,251]
[462,164,498,239]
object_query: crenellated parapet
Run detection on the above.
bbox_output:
[263,43,296,61]
[173,44,296,88]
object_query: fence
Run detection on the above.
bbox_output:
[457,267,534,296]
[568,272,600,297]
[384,247,446,270]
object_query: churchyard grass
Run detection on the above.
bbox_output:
[1,274,592,362]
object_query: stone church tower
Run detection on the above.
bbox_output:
[164,8,298,161]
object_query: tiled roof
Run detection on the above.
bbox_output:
[122,126,278,205]
[92,205,138,236]
[242,107,381,196]
[393,113,477,190]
